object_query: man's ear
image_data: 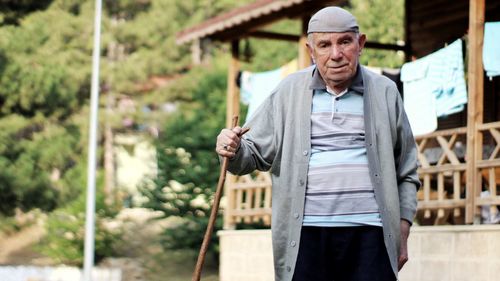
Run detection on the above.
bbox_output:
[358,33,367,53]
[306,41,313,56]
[306,40,315,64]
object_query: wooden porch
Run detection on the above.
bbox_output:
[222,121,500,227]
[177,0,500,228]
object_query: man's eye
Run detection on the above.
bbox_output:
[341,40,352,45]
[319,41,331,47]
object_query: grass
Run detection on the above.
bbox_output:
[0,210,221,281]
[141,248,219,281]
[0,215,22,236]
[110,214,220,281]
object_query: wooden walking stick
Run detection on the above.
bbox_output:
[192,116,249,281]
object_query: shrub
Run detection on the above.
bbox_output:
[140,61,231,258]
[38,187,122,266]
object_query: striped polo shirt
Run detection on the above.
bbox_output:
[303,66,382,227]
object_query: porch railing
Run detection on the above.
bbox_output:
[415,127,468,225]
[224,172,272,229]
[223,122,500,228]
[475,121,500,220]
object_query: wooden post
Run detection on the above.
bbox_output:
[465,0,485,224]
[225,40,240,128]
[404,0,413,62]
[224,40,240,229]
[298,16,311,69]
[191,39,202,65]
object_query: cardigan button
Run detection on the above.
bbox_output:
[290,240,296,247]
[302,150,308,156]
[293,213,300,219]
[299,179,305,186]
[286,266,291,272]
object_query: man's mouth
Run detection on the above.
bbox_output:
[328,64,347,69]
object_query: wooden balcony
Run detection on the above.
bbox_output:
[223,121,500,229]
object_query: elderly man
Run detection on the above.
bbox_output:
[216,6,420,281]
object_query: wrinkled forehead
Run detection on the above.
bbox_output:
[311,31,358,42]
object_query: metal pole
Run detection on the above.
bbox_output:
[83,0,103,280]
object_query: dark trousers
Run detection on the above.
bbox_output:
[292,226,396,281]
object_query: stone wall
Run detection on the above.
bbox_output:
[399,225,500,281]
[219,229,274,281]
[0,266,121,281]
[219,225,500,281]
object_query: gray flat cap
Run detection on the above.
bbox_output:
[307,7,359,34]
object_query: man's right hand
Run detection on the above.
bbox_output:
[216,126,243,158]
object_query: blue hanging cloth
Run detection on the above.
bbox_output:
[401,39,467,136]
[483,22,500,79]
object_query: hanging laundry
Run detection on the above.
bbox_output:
[483,22,500,78]
[401,60,438,136]
[401,39,467,136]
[240,68,281,121]
[240,60,298,122]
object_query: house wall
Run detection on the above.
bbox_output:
[219,225,500,281]
[114,133,157,200]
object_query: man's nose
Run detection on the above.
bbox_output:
[329,45,343,60]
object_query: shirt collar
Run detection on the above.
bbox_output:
[309,64,364,94]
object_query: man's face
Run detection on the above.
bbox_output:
[307,32,366,91]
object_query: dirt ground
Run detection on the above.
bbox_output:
[0,210,219,281]
[0,223,49,265]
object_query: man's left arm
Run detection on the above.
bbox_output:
[393,89,421,270]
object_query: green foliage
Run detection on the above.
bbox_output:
[103,0,151,19]
[159,216,222,262]
[50,0,83,14]
[349,0,405,67]
[38,186,122,266]
[0,114,87,215]
[0,215,21,235]
[242,19,300,71]
[0,0,54,25]
[0,6,93,119]
[141,60,228,254]
[0,0,95,216]
[106,0,253,95]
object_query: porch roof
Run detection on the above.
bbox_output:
[176,0,342,44]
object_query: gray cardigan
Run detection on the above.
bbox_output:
[228,65,420,280]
